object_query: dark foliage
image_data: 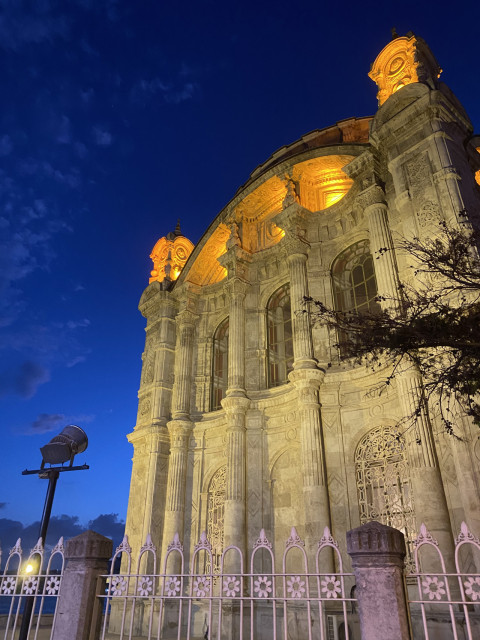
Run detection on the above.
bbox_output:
[306,220,480,432]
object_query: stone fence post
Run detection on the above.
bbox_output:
[51,530,113,640]
[346,521,411,640]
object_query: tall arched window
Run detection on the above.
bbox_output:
[332,240,381,351]
[207,466,226,574]
[332,239,380,313]
[211,318,229,410]
[267,284,294,387]
[355,426,416,564]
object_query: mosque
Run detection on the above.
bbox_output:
[122,32,480,578]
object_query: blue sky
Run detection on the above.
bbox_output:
[1,0,479,550]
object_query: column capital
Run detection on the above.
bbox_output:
[356,184,387,214]
[221,395,250,416]
[288,367,325,388]
[139,282,177,320]
[223,276,249,299]
[175,308,199,328]
[166,419,192,447]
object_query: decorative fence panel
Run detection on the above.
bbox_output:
[407,522,480,640]
[0,537,64,640]
[98,527,358,640]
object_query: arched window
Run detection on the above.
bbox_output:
[355,426,416,565]
[332,239,380,313]
[267,284,294,387]
[207,466,226,574]
[211,318,229,410]
[332,240,381,351]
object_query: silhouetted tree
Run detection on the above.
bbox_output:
[306,219,480,433]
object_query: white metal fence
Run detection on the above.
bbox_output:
[407,522,480,640]
[0,537,64,640]
[98,527,358,640]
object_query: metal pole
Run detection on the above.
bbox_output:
[18,469,59,640]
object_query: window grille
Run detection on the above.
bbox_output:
[211,318,229,410]
[355,425,416,567]
[267,284,294,387]
[206,466,226,574]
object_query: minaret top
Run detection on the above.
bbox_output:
[369,32,442,106]
[149,223,194,285]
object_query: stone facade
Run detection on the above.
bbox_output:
[123,33,480,575]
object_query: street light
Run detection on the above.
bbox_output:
[19,425,89,640]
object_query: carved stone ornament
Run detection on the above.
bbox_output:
[355,184,386,211]
[416,200,441,228]
[369,34,442,106]
[138,397,151,417]
[282,175,300,209]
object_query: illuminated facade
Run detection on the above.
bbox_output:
[123,33,480,585]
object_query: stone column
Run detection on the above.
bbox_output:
[284,235,317,370]
[171,309,198,419]
[363,188,400,307]
[289,367,331,566]
[221,395,250,561]
[226,278,247,396]
[162,421,191,570]
[275,206,332,563]
[52,531,113,640]
[346,521,411,640]
[396,364,455,566]
[162,308,197,565]
[221,277,250,567]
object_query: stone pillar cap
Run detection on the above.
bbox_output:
[347,520,406,564]
[65,530,113,561]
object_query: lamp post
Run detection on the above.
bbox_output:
[19,425,89,640]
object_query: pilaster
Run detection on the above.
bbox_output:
[395,362,455,569]
[288,368,332,567]
[221,395,250,563]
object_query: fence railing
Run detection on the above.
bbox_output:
[0,536,64,640]
[406,522,480,640]
[3,521,480,640]
[98,527,357,640]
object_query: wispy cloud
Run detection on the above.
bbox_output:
[56,115,72,144]
[0,3,70,51]
[131,76,199,106]
[0,135,12,156]
[93,126,113,147]
[27,411,95,434]
[0,361,50,399]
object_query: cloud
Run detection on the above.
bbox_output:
[0,4,70,51]
[0,135,12,156]
[56,115,72,144]
[65,318,90,329]
[24,412,95,434]
[93,127,113,147]
[87,514,125,543]
[66,355,87,368]
[0,360,50,399]
[0,503,6,509]
[0,513,125,553]
[131,77,199,106]
[30,412,65,434]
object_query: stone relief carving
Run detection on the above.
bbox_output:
[416,200,442,228]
